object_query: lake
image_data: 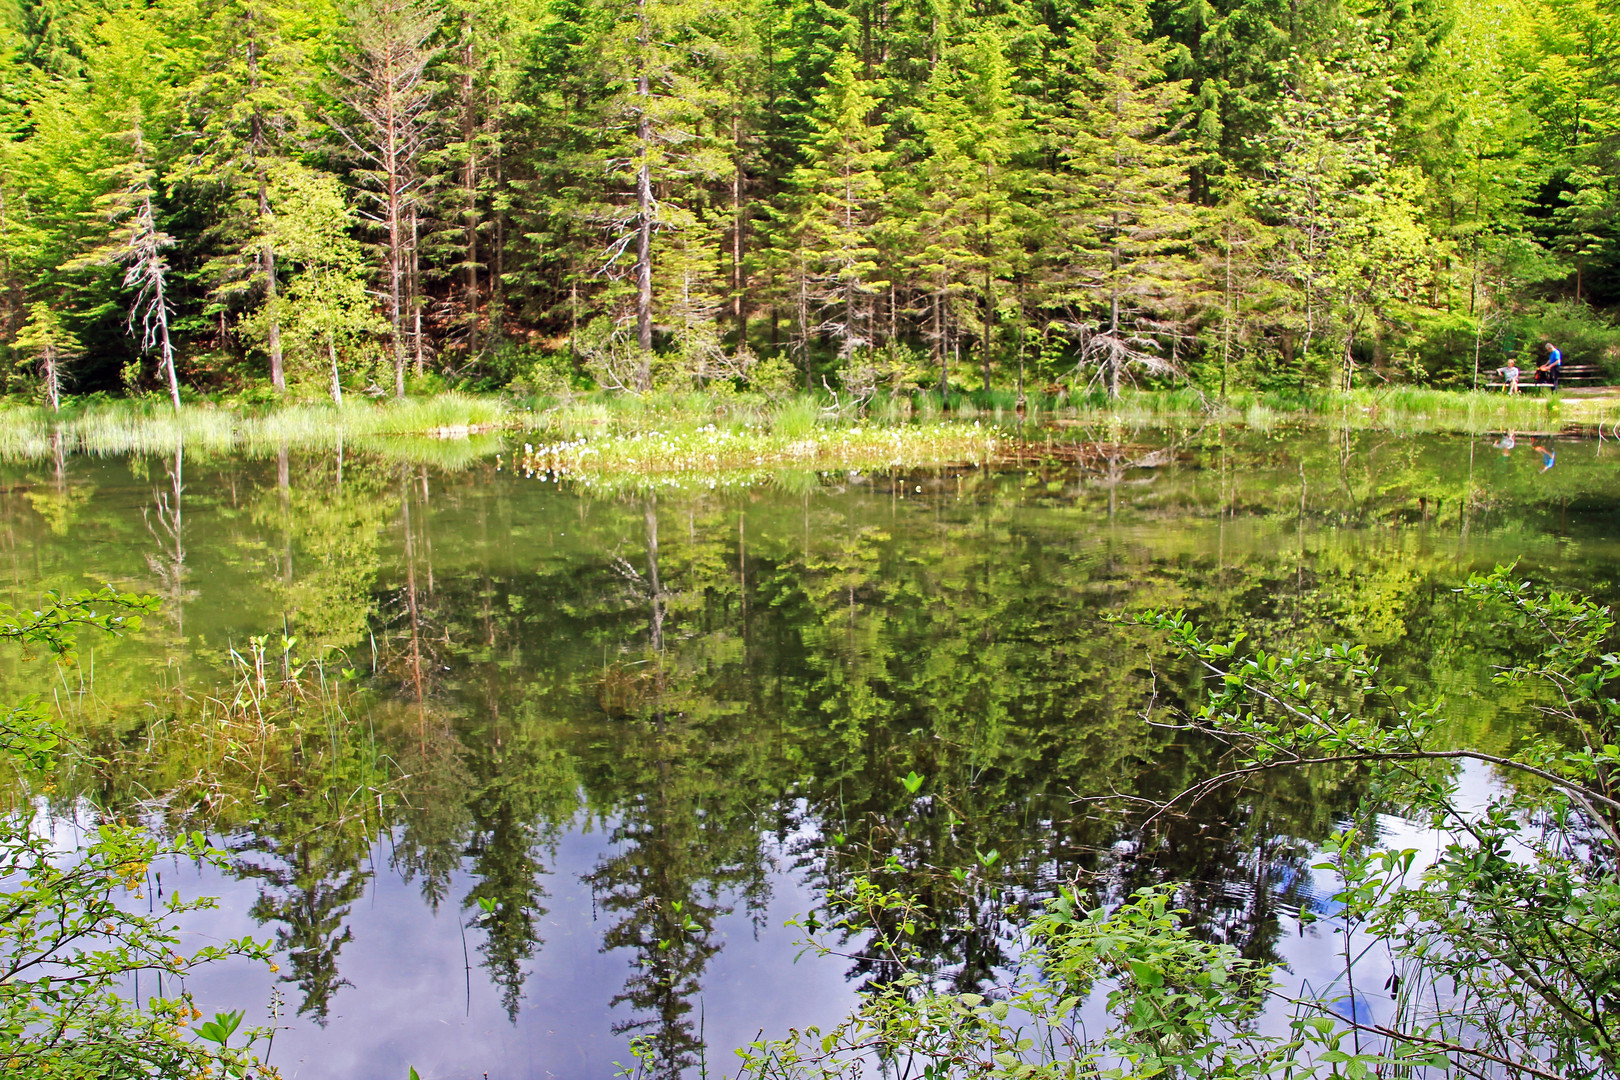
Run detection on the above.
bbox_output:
[2,423,1614,1080]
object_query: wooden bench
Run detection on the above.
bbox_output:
[1486,364,1605,390]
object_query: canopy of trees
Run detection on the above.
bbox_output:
[0,0,1616,398]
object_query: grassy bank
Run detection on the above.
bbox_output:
[0,393,513,461]
[1058,385,1620,433]
[530,385,1620,436]
[1,386,1616,469]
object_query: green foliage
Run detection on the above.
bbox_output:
[0,0,1613,399]
[0,588,275,1079]
[1132,568,1620,1076]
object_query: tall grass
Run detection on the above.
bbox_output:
[0,393,515,462]
[1059,386,1620,434]
[512,420,998,490]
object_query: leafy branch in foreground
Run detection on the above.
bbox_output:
[1129,567,1620,1078]
[728,879,1421,1080]
[737,570,1620,1080]
[0,587,277,1079]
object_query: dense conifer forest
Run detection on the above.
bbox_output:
[0,0,1617,401]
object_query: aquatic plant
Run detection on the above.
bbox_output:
[509,420,998,489]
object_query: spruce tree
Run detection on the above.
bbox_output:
[1049,0,1197,397]
[905,32,1028,399]
[180,0,321,392]
[788,50,889,364]
[611,0,738,384]
[13,300,80,410]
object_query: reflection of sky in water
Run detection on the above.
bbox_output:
[157,762,1507,1078]
[6,428,1618,1077]
[169,827,856,1080]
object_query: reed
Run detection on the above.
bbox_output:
[0,393,517,462]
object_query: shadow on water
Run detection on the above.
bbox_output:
[2,424,1616,1078]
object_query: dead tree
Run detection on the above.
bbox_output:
[329,0,441,398]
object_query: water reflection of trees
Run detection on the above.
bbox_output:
[27,428,1620,1074]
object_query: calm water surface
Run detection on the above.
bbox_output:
[4,425,1618,1079]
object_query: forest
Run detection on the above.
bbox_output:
[0,0,1617,406]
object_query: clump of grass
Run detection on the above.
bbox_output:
[770,396,821,440]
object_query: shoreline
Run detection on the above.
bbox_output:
[0,387,1614,470]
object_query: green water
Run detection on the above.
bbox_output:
[1,425,1615,1078]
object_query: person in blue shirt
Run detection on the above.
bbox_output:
[1535,343,1563,388]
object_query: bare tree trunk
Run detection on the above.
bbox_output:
[328,332,344,405]
[491,113,504,345]
[461,14,479,356]
[1222,220,1232,402]
[262,207,284,392]
[43,343,59,412]
[1108,216,1122,398]
[797,257,811,389]
[732,113,746,349]
[411,207,425,376]
[388,148,406,396]
[1108,289,1121,399]
[633,0,654,377]
[249,26,285,394]
[982,264,992,392]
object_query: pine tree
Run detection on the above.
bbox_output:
[788,50,889,364]
[1049,0,1198,397]
[593,0,740,388]
[13,300,80,410]
[329,0,443,398]
[905,32,1028,400]
[181,0,322,392]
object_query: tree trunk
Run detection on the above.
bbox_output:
[411,206,424,377]
[634,0,654,377]
[461,15,479,355]
[1221,220,1232,403]
[1108,290,1121,399]
[328,332,344,405]
[43,343,58,412]
[388,166,406,397]
[263,219,284,392]
[250,37,284,393]
[732,113,746,349]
